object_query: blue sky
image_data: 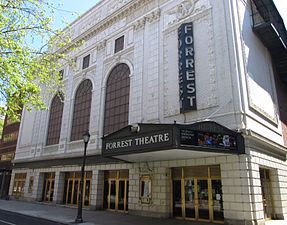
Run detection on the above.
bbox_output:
[52,0,287,30]
[51,0,100,29]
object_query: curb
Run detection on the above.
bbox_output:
[0,209,69,225]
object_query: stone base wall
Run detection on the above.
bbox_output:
[9,151,287,224]
[224,219,265,225]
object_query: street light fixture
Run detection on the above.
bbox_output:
[75,130,90,223]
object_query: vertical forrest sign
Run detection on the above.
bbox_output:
[178,22,196,112]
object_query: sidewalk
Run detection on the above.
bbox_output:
[0,199,209,225]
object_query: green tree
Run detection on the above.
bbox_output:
[0,116,3,139]
[0,0,71,121]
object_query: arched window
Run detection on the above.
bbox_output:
[70,79,93,141]
[103,63,130,135]
[46,93,64,146]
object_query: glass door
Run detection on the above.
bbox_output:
[184,179,195,219]
[108,179,116,210]
[72,179,80,205]
[84,179,91,206]
[172,166,223,223]
[66,179,73,204]
[173,180,182,217]
[104,170,129,212]
[260,168,274,219]
[118,180,127,211]
[43,173,55,202]
[197,179,210,220]
[43,180,54,202]
[212,180,224,222]
[64,172,92,206]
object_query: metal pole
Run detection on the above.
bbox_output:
[75,141,87,223]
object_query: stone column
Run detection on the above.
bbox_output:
[271,169,287,220]
[34,172,44,201]
[53,171,65,204]
[90,169,104,210]
[221,155,265,225]
[8,171,15,197]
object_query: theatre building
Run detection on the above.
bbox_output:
[10,0,287,224]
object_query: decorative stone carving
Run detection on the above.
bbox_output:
[164,0,212,28]
[134,17,146,31]
[60,0,154,54]
[133,8,161,30]
[168,0,199,20]
[113,55,122,65]
[108,0,131,14]
[80,13,102,35]
[96,40,107,51]
[146,8,161,23]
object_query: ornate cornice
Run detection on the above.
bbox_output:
[61,0,154,54]
[133,8,161,31]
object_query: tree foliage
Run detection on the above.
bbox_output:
[0,116,3,139]
[0,0,70,121]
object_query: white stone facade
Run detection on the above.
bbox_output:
[11,0,287,225]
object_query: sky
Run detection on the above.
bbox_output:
[274,0,287,26]
[51,0,287,30]
[51,0,100,29]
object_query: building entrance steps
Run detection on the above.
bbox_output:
[0,199,211,225]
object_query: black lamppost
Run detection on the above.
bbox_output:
[75,130,90,223]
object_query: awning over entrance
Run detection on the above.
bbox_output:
[102,121,245,162]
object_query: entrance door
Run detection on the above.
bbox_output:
[65,178,80,205]
[172,166,223,223]
[108,179,116,210]
[197,179,210,220]
[104,170,128,212]
[260,168,274,219]
[173,180,182,217]
[64,172,92,206]
[184,179,196,219]
[118,180,127,211]
[212,180,224,222]
[42,173,55,202]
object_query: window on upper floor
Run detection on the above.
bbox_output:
[103,63,130,135]
[0,153,14,161]
[114,36,124,53]
[2,131,18,143]
[46,93,64,146]
[70,79,93,141]
[82,54,90,69]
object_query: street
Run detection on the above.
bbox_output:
[0,210,63,225]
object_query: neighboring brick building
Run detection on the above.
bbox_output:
[0,114,21,199]
[10,0,287,224]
